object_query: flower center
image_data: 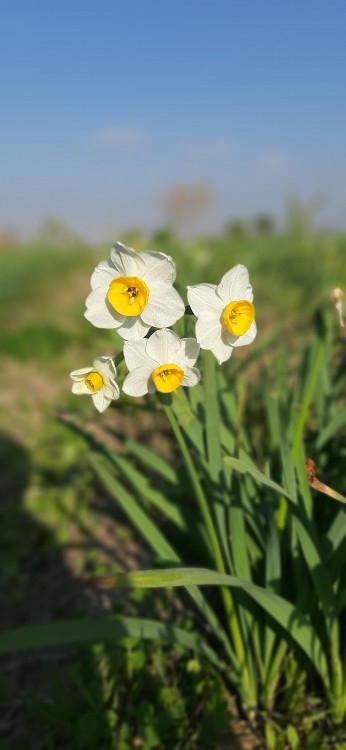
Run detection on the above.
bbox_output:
[85,371,104,392]
[221,300,255,336]
[107,275,149,317]
[152,363,184,393]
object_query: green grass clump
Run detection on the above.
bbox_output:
[0,324,73,361]
[25,634,229,750]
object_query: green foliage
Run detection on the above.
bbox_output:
[2,231,346,747]
[58,310,346,743]
[0,324,73,361]
[0,245,91,319]
[27,640,228,750]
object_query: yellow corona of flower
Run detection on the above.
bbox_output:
[187,264,257,364]
[122,329,200,397]
[85,242,185,340]
[70,357,120,412]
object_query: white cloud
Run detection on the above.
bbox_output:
[91,126,147,147]
[257,151,291,173]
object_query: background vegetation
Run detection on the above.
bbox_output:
[1,217,346,748]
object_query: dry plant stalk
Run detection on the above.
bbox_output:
[305,458,343,502]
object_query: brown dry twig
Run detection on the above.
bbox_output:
[305,458,345,504]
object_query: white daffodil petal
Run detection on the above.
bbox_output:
[176,338,200,368]
[218,264,253,304]
[86,288,125,323]
[123,340,154,371]
[182,367,201,387]
[226,320,257,348]
[70,367,93,380]
[195,316,222,349]
[85,298,124,329]
[210,337,234,365]
[141,251,176,285]
[145,329,182,364]
[90,261,115,290]
[122,367,153,397]
[92,389,110,413]
[110,242,146,276]
[117,315,151,340]
[147,378,156,394]
[72,380,91,395]
[141,285,185,328]
[103,383,120,400]
[93,356,117,379]
[187,284,222,315]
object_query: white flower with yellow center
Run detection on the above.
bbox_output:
[122,329,200,397]
[187,264,256,364]
[85,242,185,340]
[70,356,120,412]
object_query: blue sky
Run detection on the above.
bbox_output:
[1,0,346,239]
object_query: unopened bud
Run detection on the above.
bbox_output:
[331,287,344,328]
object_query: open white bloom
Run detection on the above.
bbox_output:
[85,242,185,340]
[187,264,256,364]
[70,356,120,412]
[122,329,200,397]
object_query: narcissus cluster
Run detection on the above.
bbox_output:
[70,242,257,412]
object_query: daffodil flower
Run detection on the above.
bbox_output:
[85,242,185,340]
[122,329,200,397]
[187,264,256,364]
[70,356,120,412]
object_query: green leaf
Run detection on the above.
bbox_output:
[0,615,224,670]
[104,566,329,685]
[263,516,287,696]
[109,452,186,529]
[229,502,251,582]
[171,389,205,455]
[204,351,223,484]
[123,440,179,486]
[90,453,236,668]
[229,491,261,683]
[265,515,281,593]
[291,337,324,459]
[91,454,175,562]
[316,407,346,450]
[224,456,294,503]
[203,352,233,570]
[226,454,339,662]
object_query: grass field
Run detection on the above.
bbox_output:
[1,228,346,748]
